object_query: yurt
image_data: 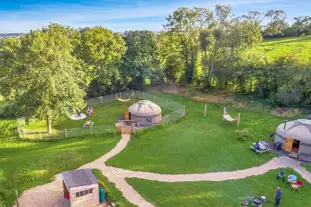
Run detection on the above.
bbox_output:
[128,100,162,126]
[275,119,311,156]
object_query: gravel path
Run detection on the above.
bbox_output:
[16,134,311,207]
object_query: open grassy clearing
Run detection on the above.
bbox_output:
[0,136,119,206]
[250,35,311,63]
[92,169,135,207]
[107,93,284,174]
[21,101,130,133]
[127,168,311,207]
[302,163,311,173]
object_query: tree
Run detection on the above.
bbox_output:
[293,16,311,36]
[199,30,212,79]
[158,31,184,83]
[0,37,21,98]
[264,10,288,36]
[10,24,86,133]
[77,27,126,96]
[164,7,213,83]
[121,30,161,89]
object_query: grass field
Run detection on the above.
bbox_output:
[0,136,119,206]
[92,169,135,207]
[21,101,130,133]
[127,168,311,207]
[250,35,311,64]
[107,93,284,174]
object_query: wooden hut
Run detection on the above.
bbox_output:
[62,169,99,207]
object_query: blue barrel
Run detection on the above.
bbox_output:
[99,188,105,202]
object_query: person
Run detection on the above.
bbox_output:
[253,142,260,150]
[275,187,282,207]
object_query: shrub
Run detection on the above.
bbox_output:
[235,128,253,141]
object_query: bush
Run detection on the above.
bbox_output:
[235,128,252,141]
[0,119,17,138]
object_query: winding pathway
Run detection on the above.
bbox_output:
[17,134,311,207]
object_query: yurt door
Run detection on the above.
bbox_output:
[283,137,294,152]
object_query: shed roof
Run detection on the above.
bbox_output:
[276,119,311,144]
[62,169,97,188]
[128,100,161,116]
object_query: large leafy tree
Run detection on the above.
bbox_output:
[0,37,21,98]
[8,24,85,133]
[158,31,184,83]
[164,7,213,84]
[77,27,126,95]
[264,10,288,36]
[121,30,161,89]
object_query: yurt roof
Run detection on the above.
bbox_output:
[276,119,311,144]
[128,100,162,116]
[62,169,97,188]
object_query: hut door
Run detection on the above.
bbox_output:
[283,137,294,152]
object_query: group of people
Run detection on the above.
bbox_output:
[86,106,94,117]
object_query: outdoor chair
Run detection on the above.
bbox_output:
[291,180,303,191]
[276,169,286,182]
[83,120,94,128]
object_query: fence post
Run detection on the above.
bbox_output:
[120,92,121,99]
[65,129,68,138]
[100,96,103,105]
[15,190,19,207]
[204,104,207,117]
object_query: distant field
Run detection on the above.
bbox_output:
[249,35,311,64]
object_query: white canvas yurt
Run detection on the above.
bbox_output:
[128,100,162,126]
[275,119,311,156]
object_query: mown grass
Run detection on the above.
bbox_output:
[108,93,284,174]
[0,136,119,206]
[21,100,131,133]
[92,169,135,207]
[250,35,311,63]
[127,168,311,207]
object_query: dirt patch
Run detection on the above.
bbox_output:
[271,107,301,118]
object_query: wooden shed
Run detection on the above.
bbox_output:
[62,169,99,207]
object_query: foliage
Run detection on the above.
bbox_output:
[77,27,126,96]
[235,128,252,141]
[0,119,17,138]
[127,169,311,207]
[164,7,213,84]
[2,24,86,133]
[121,30,161,89]
[92,169,135,207]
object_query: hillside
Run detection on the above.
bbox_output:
[250,35,311,64]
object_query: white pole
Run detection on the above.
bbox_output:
[237,113,241,127]
[120,92,121,99]
[204,104,207,117]
[100,96,103,104]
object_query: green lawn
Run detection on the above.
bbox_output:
[250,35,311,64]
[127,169,311,207]
[92,169,135,207]
[21,100,131,133]
[107,93,283,174]
[0,136,119,206]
